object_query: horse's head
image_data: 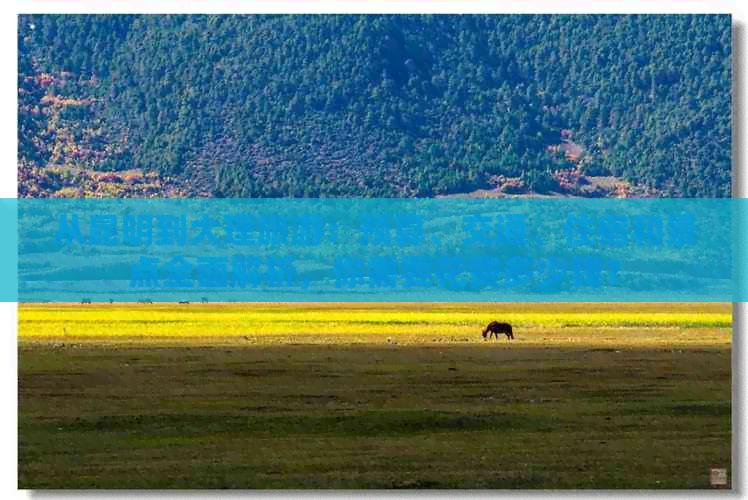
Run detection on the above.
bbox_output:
[482,329,488,339]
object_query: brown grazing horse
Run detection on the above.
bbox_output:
[482,321,513,340]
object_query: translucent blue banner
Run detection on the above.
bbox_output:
[6,198,745,302]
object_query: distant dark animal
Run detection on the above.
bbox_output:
[201,297,209,304]
[179,300,190,304]
[138,299,152,304]
[482,321,513,340]
[81,298,91,304]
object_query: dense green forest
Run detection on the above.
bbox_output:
[17,14,731,198]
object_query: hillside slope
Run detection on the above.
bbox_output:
[18,14,731,198]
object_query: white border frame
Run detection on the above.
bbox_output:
[3,2,744,500]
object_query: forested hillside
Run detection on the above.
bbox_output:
[17,14,731,198]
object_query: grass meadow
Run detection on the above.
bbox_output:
[18,302,732,489]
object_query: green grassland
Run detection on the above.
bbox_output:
[18,303,732,489]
